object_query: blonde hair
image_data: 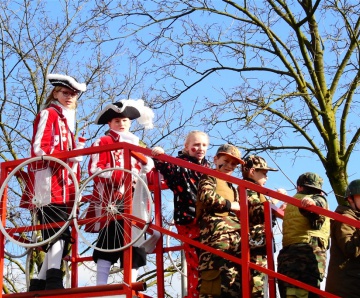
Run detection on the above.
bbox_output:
[182,130,209,154]
[42,86,61,109]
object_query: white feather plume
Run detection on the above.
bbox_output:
[120,99,154,129]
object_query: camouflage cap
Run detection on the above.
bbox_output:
[345,179,360,198]
[243,155,278,171]
[297,172,326,194]
[216,144,245,165]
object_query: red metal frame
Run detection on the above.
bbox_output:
[0,142,351,297]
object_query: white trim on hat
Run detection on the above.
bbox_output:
[94,102,139,124]
[95,99,154,129]
[47,73,87,92]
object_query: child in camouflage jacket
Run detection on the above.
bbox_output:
[241,155,278,298]
[196,144,244,298]
[277,172,330,298]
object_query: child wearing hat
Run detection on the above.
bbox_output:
[241,155,278,297]
[196,144,244,298]
[88,99,154,286]
[277,172,330,298]
[27,74,87,291]
[326,179,360,297]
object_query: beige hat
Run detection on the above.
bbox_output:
[216,144,244,165]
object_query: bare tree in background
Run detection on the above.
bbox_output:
[4,0,360,294]
[0,0,196,295]
[95,0,360,204]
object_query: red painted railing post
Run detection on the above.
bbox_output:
[152,170,165,298]
[238,185,251,297]
[264,201,276,298]
[125,147,135,297]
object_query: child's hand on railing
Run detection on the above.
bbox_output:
[272,188,287,210]
[231,201,240,211]
[69,137,86,162]
[151,146,165,156]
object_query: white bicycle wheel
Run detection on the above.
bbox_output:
[5,214,41,259]
[4,239,29,259]
[74,167,152,253]
[166,221,186,277]
[0,156,78,248]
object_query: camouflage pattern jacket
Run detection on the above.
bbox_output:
[246,179,268,254]
[197,174,241,271]
[197,174,240,234]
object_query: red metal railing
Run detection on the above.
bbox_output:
[0,142,355,297]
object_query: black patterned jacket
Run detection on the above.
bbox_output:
[154,151,210,225]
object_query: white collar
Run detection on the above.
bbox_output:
[54,101,76,133]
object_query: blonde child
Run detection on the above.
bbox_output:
[27,74,86,291]
[152,131,210,298]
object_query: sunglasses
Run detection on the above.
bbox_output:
[58,90,79,97]
[255,169,268,175]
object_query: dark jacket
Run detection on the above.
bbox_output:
[325,205,360,297]
[154,151,210,225]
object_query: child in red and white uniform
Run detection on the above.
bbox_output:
[27,74,87,291]
[89,99,154,285]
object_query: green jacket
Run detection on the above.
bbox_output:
[282,193,330,248]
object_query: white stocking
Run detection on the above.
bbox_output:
[97,259,111,285]
[48,240,65,269]
[131,268,138,283]
[36,252,49,280]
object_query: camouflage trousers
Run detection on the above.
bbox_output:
[277,239,327,298]
[198,263,241,298]
[250,254,267,298]
[198,215,241,298]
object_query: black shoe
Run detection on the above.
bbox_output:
[28,279,46,292]
[45,268,64,290]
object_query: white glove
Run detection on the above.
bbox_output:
[69,155,83,162]
[69,139,86,162]
[140,156,155,174]
[230,202,240,211]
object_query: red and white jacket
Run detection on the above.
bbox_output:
[85,130,154,231]
[21,103,79,208]
[88,129,153,187]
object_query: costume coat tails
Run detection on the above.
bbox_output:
[88,129,154,266]
[21,103,79,208]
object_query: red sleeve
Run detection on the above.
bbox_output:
[32,109,62,156]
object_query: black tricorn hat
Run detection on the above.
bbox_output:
[47,73,87,92]
[95,102,141,124]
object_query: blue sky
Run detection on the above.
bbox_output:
[2,2,355,296]
[39,0,358,213]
